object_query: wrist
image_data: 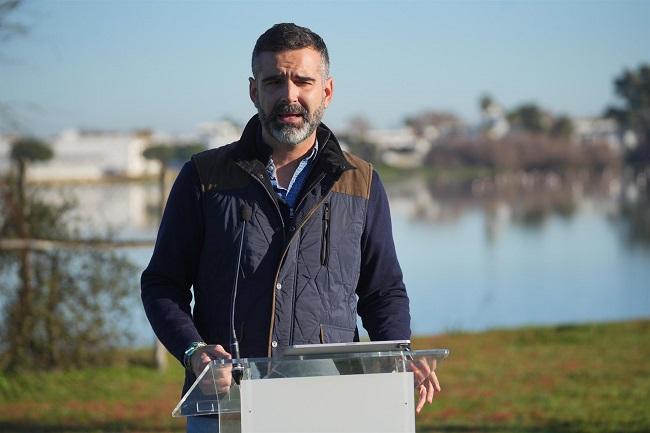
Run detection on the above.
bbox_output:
[183,341,207,370]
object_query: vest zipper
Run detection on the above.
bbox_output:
[267,193,330,356]
[294,173,327,212]
[266,168,351,355]
[321,202,330,266]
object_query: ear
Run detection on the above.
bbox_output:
[249,77,258,107]
[323,77,334,108]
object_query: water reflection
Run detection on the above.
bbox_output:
[385,169,650,249]
[41,181,160,239]
[45,170,650,251]
[33,170,649,341]
[618,170,650,249]
[384,169,649,334]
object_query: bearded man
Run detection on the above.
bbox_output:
[141,23,439,432]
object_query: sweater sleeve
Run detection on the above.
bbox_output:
[140,161,204,363]
[356,170,411,340]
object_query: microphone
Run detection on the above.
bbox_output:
[230,203,251,385]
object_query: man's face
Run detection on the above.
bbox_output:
[249,47,333,149]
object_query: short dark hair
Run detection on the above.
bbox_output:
[252,23,329,78]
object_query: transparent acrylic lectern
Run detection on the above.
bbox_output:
[173,342,449,433]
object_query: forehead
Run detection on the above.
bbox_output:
[255,47,323,78]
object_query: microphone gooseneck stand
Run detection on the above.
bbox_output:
[230,204,252,385]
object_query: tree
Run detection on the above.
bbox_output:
[550,115,574,140]
[404,110,462,138]
[143,145,175,215]
[10,137,53,205]
[479,94,494,112]
[347,115,371,138]
[1,0,27,130]
[342,115,380,164]
[0,0,25,42]
[142,142,205,370]
[143,143,205,215]
[507,103,551,134]
[604,64,650,164]
[1,137,53,370]
[1,141,137,371]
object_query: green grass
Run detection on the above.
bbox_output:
[0,321,648,432]
[0,349,186,432]
[413,321,650,433]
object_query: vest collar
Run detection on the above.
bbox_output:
[233,115,355,177]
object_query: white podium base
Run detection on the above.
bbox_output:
[239,372,415,433]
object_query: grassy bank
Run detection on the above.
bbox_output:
[414,320,650,433]
[0,320,648,432]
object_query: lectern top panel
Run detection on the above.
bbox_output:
[280,340,411,356]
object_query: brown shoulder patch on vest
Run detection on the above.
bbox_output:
[208,159,250,191]
[192,143,251,191]
[331,151,373,200]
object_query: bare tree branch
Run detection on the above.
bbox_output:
[0,0,26,43]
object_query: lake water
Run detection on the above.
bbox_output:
[47,170,650,344]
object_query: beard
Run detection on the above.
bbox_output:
[257,100,325,147]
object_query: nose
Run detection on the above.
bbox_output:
[280,80,299,104]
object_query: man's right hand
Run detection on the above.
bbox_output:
[191,344,233,394]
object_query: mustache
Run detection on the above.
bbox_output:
[271,103,307,118]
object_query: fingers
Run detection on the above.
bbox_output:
[211,345,234,392]
[411,357,442,414]
[199,360,232,394]
[431,370,441,393]
[412,358,433,387]
[427,379,435,404]
[411,360,426,382]
[207,344,232,359]
[191,352,210,377]
[216,373,232,393]
[192,345,233,377]
[417,358,432,374]
[416,384,426,413]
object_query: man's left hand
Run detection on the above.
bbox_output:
[410,357,441,413]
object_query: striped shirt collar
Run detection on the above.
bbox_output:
[266,139,319,210]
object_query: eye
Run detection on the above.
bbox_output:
[263,77,283,86]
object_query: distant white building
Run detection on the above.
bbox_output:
[480,101,509,140]
[197,119,242,149]
[0,129,159,182]
[366,128,434,168]
[0,120,245,182]
[572,117,630,152]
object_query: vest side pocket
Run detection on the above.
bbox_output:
[320,202,330,266]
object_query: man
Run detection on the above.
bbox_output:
[141,23,439,431]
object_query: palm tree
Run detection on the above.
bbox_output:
[10,137,53,207]
[5,137,53,369]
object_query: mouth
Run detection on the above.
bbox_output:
[276,113,304,125]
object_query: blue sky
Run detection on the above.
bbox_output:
[1,0,648,136]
